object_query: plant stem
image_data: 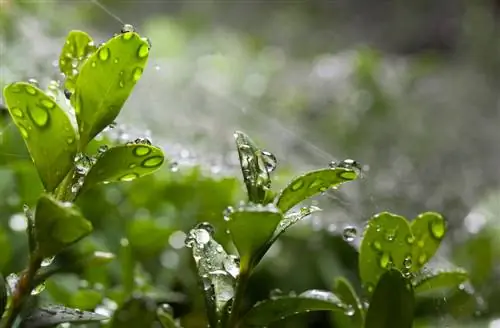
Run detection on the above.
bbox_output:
[1,169,75,327]
[227,269,250,328]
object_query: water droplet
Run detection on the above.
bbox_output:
[429,218,445,240]
[132,67,143,82]
[132,145,151,157]
[25,84,37,95]
[142,37,152,49]
[342,226,357,242]
[31,282,46,295]
[418,253,427,265]
[98,47,110,61]
[119,79,124,88]
[385,229,396,242]
[120,173,139,181]
[195,222,215,236]
[6,273,19,293]
[269,288,284,299]
[223,255,240,278]
[223,206,234,221]
[169,162,179,172]
[372,241,382,251]
[97,145,108,155]
[379,252,391,269]
[18,124,29,138]
[134,137,151,145]
[9,213,27,231]
[417,240,424,248]
[64,89,72,99]
[27,78,39,87]
[137,44,149,58]
[403,256,412,269]
[74,153,93,175]
[41,256,55,267]
[113,58,119,64]
[28,105,49,127]
[40,99,55,109]
[406,235,415,245]
[290,179,304,191]
[67,137,75,145]
[261,150,277,172]
[154,64,160,71]
[141,156,164,168]
[11,107,23,118]
[344,304,355,316]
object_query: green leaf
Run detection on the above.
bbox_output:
[34,194,93,257]
[332,277,364,328]
[359,212,413,293]
[233,131,274,204]
[364,270,414,328]
[157,305,178,328]
[19,305,107,327]
[127,219,172,257]
[276,166,359,213]
[69,289,103,310]
[410,212,446,271]
[58,30,96,93]
[185,223,238,325]
[227,204,283,271]
[72,31,150,147]
[240,290,346,327]
[110,296,157,328]
[413,269,469,295]
[3,82,77,191]
[0,274,6,319]
[81,144,165,192]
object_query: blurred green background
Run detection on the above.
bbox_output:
[1,0,500,327]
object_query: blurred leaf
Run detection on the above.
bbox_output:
[227,204,283,271]
[20,305,107,327]
[72,31,149,147]
[413,269,469,295]
[81,144,165,193]
[359,212,413,293]
[0,227,12,271]
[233,131,273,204]
[275,167,358,213]
[34,194,92,257]
[331,277,364,328]
[59,30,96,93]
[110,296,157,328]
[410,212,446,271]
[69,289,103,310]
[3,82,77,191]
[0,274,6,319]
[127,219,172,257]
[364,270,414,328]
[240,290,346,327]
[157,304,178,328]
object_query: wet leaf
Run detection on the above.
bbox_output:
[359,212,413,293]
[365,270,414,328]
[410,212,446,271]
[227,204,283,271]
[233,131,273,204]
[331,277,364,328]
[59,30,96,93]
[81,144,165,193]
[185,223,238,325]
[0,274,6,319]
[413,269,469,295]
[34,194,93,257]
[276,167,359,213]
[3,82,77,191]
[72,32,150,147]
[19,305,107,327]
[240,290,346,327]
[110,296,157,328]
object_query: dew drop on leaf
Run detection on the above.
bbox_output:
[429,218,445,240]
[6,273,19,294]
[98,47,110,61]
[342,226,357,242]
[344,304,355,316]
[403,256,412,269]
[132,67,143,82]
[121,24,135,33]
[27,78,39,87]
[31,282,46,295]
[261,150,277,172]
[379,252,391,269]
[41,256,55,267]
[137,44,149,58]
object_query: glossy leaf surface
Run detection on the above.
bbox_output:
[410,212,446,271]
[20,305,107,327]
[59,30,96,93]
[72,32,150,147]
[241,290,346,327]
[3,82,77,191]
[359,212,413,293]
[81,144,165,192]
[34,194,92,257]
[276,167,358,213]
[364,270,414,328]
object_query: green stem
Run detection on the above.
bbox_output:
[227,269,250,328]
[1,169,76,327]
